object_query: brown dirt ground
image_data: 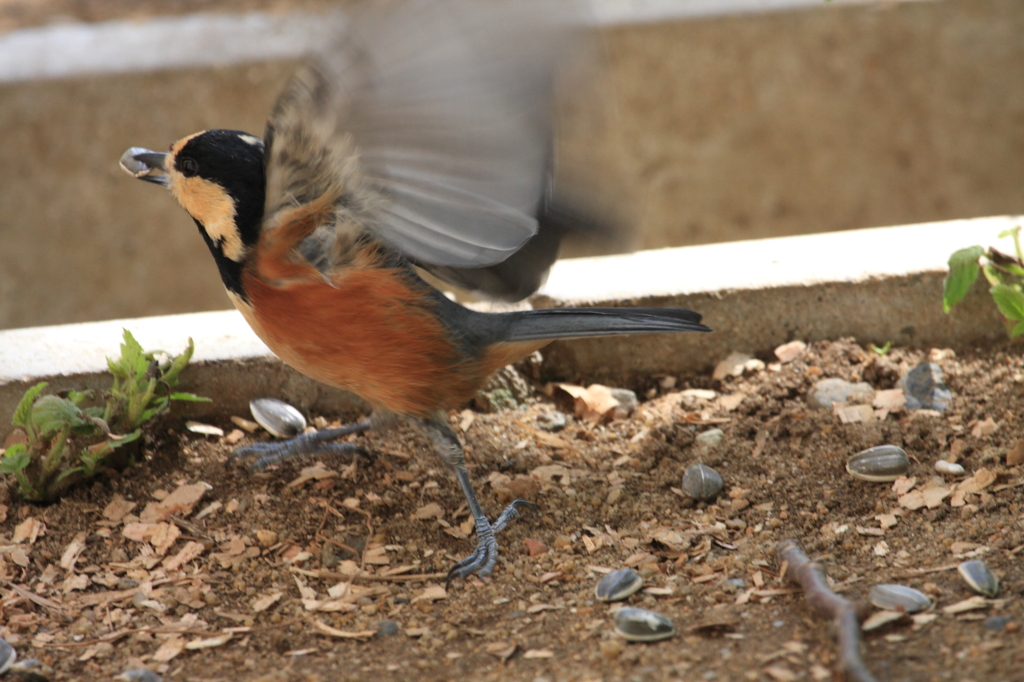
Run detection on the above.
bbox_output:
[1,339,1022,682]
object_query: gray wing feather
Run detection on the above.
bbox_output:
[262,0,585,270]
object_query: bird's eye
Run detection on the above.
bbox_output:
[179,157,199,176]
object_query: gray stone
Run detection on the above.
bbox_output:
[807,378,875,409]
[682,463,724,501]
[376,620,400,637]
[695,428,724,448]
[899,362,952,411]
[536,412,567,432]
[0,637,14,675]
[609,388,639,419]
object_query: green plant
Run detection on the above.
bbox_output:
[870,341,892,356]
[944,226,1024,337]
[1,330,208,501]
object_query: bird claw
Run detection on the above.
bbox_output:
[228,422,371,471]
[445,499,537,590]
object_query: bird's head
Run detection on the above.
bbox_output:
[120,129,266,265]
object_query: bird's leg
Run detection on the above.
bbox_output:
[415,415,537,588]
[229,417,372,471]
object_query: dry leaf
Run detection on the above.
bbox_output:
[958,468,997,494]
[60,531,89,571]
[876,513,898,530]
[102,495,136,522]
[834,404,874,424]
[898,491,926,511]
[458,409,475,432]
[152,636,186,662]
[186,634,232,650]
[719,393,745,412]
[412,585,448,603]
[139,483,209,523]
[922,484,952,508]
[252,592,283,613]
[414,503,444,520]
[556,383,619,423]
[971,418,998,438]
[1008,439,1024,467]
[13,517,44,544]
[892,477,917,496]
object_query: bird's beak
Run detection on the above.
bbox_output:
[119,147,170,186]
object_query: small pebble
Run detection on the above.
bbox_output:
[934,460,965,475]
[695,429,724,448]
[118,669,163,682]
[721,578,746,593]
[868,584,931,614]
[958,560,999,597]
[0,637,15,674]
[899,363,951,411]
[983,616,1009,632]
[595,569,643,602]
[249,398,306,438]
[613,607,675,642]
[536,412,567,432]
[376,620,400,637]
[117,577,140,591]
[609,389,638,419]
[682,463,724,501]
[846,445,909,482]
[807,378,874,410]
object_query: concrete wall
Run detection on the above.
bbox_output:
[2,0,1023,330]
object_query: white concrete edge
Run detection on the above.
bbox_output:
[538,215,1023,303]
[0,0,939,84]
[0,214,1017,384]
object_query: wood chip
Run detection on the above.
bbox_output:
[252,592,283,613]
[942,596,990,614]
[102,495,137,522]
[414,503,444,520]
[60,531,88,570]
[764,664,798,682]
[13,517,44,544]
[412,585,447,603]
[1008,439,1024,466]
[774,340,806,363]
[310,619,376,639]
[163,541,205,571]
[152,636,186,662]
[186,634,232,650]
[139,483,209,523]
[971,418,998,438]
[523,649,554,659]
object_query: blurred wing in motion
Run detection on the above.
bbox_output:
[262,0,591,290]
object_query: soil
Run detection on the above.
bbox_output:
[1,338,1022,682]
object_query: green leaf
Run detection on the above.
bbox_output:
[12,382,47,427]
[55,466,86,483]
[66,390,93,406]
[1012,321,1024,338]
[990,284,1024,322]
[943,246,984,313]
[161,338,195,386]
[870,341,892,356]
[169,392,211,402]
[0,444,30,474]
[32,396,90,436]
[997,228,1020,240]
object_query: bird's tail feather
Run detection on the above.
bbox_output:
[501,307,710,342]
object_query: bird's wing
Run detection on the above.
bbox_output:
[261,0,586,273]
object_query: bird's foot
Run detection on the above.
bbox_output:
[446,500,537,589]
[229,419,372,471]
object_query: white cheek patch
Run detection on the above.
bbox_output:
[238,134,262,147]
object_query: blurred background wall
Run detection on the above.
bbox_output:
[1,0,1022,329]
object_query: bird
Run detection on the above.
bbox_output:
[119,0,711,586]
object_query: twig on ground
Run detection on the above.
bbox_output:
[775,539,878,682]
